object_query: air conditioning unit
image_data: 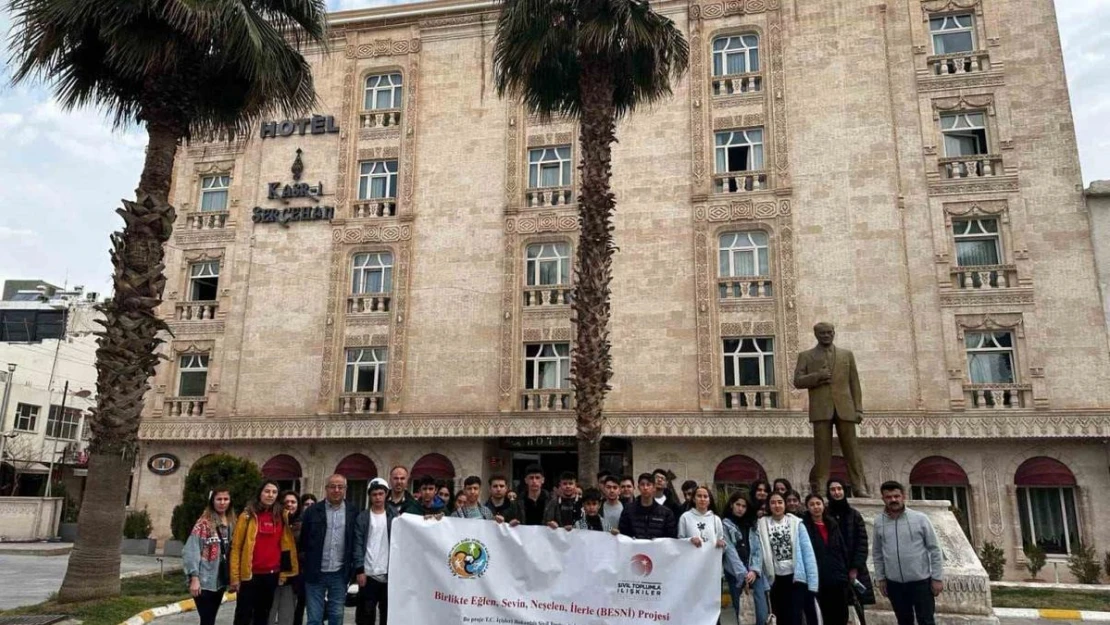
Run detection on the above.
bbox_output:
[86,292,98,302]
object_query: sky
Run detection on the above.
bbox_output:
[0,0,1106,297]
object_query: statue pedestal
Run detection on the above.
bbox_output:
[851,499,997,625]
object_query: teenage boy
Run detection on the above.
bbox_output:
[618,473,677,540]
[544,471,583,530]
[619,475,636,505]
[680,480,698,512]
[520,464,550,526]
[485,475,523,526]
[453,476,493,520]
[600,475,624,528]
[385,466,413,518]
[402,475,445,517]
[573,488,619,534]
[353,479,394,625]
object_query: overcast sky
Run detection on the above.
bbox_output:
[0,0,1106,297]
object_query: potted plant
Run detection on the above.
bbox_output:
[1024,543,1047,581]
[163,505,189,557]
[120,509,156,555]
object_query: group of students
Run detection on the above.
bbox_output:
[182,463,943,625]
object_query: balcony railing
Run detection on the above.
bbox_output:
[723,387,778,410]
[339,392,386,414]
[711,72,764,97]
[165,396,207,417]
[185,211,230,230]
[939,154,1004,179]
[359,109,402,129]
[926,51,991,76]
[353,199,397,218]
[347,293,391,314]
[963,383,1032,409]
[523,286,572,307]
[176,300,219,321]
[713,171,768,194]
[526,186,574,208]
[520,390,573,411]
[718,277,773,300]
[951,265,1018,290]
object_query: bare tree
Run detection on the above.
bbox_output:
[3,436,43,497]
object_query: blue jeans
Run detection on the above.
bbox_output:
[726,572,769,625]
[306,571,348,625]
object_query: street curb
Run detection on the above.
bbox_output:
[995,607,1110,621]
[0,546,72,556]
[118,592,235,625]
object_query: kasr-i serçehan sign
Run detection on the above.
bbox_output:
[252,148,336,226]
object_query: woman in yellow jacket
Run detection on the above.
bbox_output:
[230,481,299,625]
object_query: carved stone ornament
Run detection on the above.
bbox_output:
[291,148,305,181]
[690,0,782,20]
[183,248,225,263]
[954,313,1024,340]
[921,0,981,20]
[345,38,421,59]
[195,161,234,176]
[933,94,995,118]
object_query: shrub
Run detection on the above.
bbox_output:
[123,509,154,539]
[980,541,1006,581]
[1103,551,1110,581]
[1024,543,1047,579]
[171,454,262,541]
[1068,543,1102,584]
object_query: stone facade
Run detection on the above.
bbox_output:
[134,0,1110,580]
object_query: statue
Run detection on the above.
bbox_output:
[793,322,871,498]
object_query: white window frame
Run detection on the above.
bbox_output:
[718,231,770,277]
[358,160,398,200]
[941,113,988,157]
[13,403,39,432]
[178,353,209,397]
[344,348,388,394]
[189,261,220,302]
[715,129,764,173]
[1018,486,1079,556]
[528,146,572,189]
[965,331,1015,384]
[712,34,760,76]
[199,175,230,212]
[930,13,976,55]
[952,218,1001,267]
[524,343,570,390]
[364,73,403,111]
[46,405,81,440]
[526,243,571,286]
[722,337,775,387]
[351,252,394,294]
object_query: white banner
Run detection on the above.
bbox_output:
[388,514,722,625]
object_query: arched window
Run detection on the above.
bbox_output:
[713,455,767,502]
[1015,457,1079,555]
[712,34,760,76]
[411,453,456,484]
[364,73,403,110]
[262,454,302,493]
[336,454,378,510]
[910,456,971,539]
[809,456,851,493]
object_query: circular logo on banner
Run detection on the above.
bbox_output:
[448,539,490,579]
[630,554,654,577]
[147,453,180,475]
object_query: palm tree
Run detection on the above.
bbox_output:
[7,0,327,601]
[494,0,687,486]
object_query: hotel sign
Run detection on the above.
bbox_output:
[260,114,340,139]
[253,148,335,226]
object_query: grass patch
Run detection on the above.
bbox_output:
[992,586,1110,611]
[0,573,189,625]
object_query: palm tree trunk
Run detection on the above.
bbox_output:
[573,56,616,488]
[58,121,179,602]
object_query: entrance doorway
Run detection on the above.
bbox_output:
[501,437,630,492]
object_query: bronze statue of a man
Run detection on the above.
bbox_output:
[793,322,871,497]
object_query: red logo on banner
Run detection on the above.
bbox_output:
[630,554,653,577]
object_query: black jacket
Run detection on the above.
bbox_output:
[520,490,550,526]
[618,500,677,539]
[385,491,415,518]
[803,514,850,588]
[828,502,876,604]
[298,500,360,584]
[485,498,523,523]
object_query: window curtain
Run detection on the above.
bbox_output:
[200,189,227,212]
[968,352,1013,384]
[956,240,999,266]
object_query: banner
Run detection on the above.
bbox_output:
[388,514,722,625]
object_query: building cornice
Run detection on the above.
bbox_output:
[139,410,1110,441]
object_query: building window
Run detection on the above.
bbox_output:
[199,175,230,212]
[524,343,570,390]
[712,34,760,75]
[715,129,764,173]
[46,405,81,440]
[364,73,403,110]
[358,161,398,200]
[719,232,769,277]
[351,252,394,294]
[965,331,1014,384]
[1018,488,1080,555]
[953,218,1001,266]
[723,338,775,387]
[13,403,39,432]
[930,14,975,55]
[178,354,209,397]
[528,146,572,189]
[941,113,987,157]
[912,484,971,538]
[526,243,571,286]
[189,261,220,301]
[0,310,65,342]
[345,348,387,394]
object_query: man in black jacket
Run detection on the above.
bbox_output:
[299,474,360,625]
[618,473,677,539]
[519,464,550,526]
[485,474,523,525]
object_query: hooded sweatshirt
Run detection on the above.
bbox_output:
[680,508,743,577]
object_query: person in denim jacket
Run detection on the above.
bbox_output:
[183,488,235,625]
[722,492,769,625]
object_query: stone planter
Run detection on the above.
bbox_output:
[163,540,185,557]
[121,538,157,556]
[58,522,79,542]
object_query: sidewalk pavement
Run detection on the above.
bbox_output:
[996,608,1110,621]
[0,553,182,610]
